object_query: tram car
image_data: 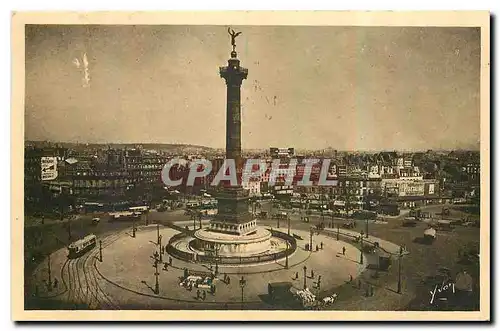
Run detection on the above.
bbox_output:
[68,234,97,258]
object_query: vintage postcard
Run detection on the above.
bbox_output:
[11,11,490,321]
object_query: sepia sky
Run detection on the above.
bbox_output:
[25,25,481,151]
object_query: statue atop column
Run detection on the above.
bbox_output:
[228,27,242,52]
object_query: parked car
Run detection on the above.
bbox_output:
[402,217,418,227]
[363,245,377,254]
[258,211,268,219]
[342,220,356,229]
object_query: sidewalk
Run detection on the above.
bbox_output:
[323,228,409,256]
[25,214,87,228]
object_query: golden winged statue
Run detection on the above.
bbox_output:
[228,27,242,50]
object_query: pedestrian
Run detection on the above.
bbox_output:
[342,246,346,256]
[196,289,200,299]
[163,262,168,271]
[295,272,299,279]
[320,242,324,250]
[311,270,314,278]
[318,275,322,282]
[169,256,173,266]
[202,290,207,301]
[224,273,228,283]
[53,278,58,288]
[316,244,319,252]
[227,276,231,285]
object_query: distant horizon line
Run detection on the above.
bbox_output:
[24,139,481,153]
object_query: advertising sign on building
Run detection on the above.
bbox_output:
[41,156,58,181]
[399,181,425,196]
[428,183,435,195]
[270,147,295,158]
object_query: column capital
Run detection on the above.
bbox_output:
[219,67,248,85]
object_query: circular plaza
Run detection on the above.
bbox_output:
[30,222,369,309]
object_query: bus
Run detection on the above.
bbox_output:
[378,203,400,216]
[186,201,200,209]
[109,211,140,222]
[129,206,149,214]
[83,202,106,213]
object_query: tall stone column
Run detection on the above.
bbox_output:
[220,50,248,182]
[210,38,254,234]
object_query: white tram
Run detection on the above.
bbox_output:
[68,234,97,258]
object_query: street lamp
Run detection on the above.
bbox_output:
[239,276,247,310]
[309,227,313,252]
[153,251,160,295]
[285,240,289,269]
[397,246,404,294]
[99,240,103,262]
[359,231,364,265]
[303,265,307,289]
[47,253,52,292]
[67,216,72,241]
[159,235,163,262]
[132,218,136,238]
[287,214,291,236]
[316,275,322,297]
[157,223,160,244]
[214,244,220,276]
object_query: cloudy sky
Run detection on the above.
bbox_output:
[25,25,481,150]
